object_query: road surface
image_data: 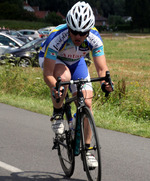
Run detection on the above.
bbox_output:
[0,103,150,181]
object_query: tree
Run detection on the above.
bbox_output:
[113,0,125,16]
[0,1,23,20]
[0,0,24,8]
[125,0,150,31]
[100,0,126,17]
[0,1,37,21]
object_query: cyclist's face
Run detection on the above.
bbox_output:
[69,29,89,46]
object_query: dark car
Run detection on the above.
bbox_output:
[8,38,46,67]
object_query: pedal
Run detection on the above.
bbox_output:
[52,139,59,150]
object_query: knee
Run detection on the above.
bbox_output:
[54,65,71,81]
[61,72,71,82]
[85,99,92,110]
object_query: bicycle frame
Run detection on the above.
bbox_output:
[64,83,87,156]
[57,71,114,156]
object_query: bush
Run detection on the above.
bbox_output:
[108,15,124,26]
[45,12,63,26]
[0,20,50,30]
[0,66,49,99]
[117,24,133,31]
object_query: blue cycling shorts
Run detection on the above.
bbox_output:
[55,57,93,93]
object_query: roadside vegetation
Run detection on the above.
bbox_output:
[0,37,150,138]
[0,20,50,30]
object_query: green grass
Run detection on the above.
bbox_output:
[0,36,150,138]
[0,93,52,115]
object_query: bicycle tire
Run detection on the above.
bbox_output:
[80,106,101,181]
[57,117,75,177]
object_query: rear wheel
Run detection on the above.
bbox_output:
[58,118,75,177]
[80,106,101,181]
[18,57,31,67]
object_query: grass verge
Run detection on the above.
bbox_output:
[0,36,150,138]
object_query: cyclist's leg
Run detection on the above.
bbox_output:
[51,59,71,134]
[52,60,75,176]
[52,59,71,109]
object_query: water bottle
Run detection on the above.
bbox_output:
[69,117,74,139]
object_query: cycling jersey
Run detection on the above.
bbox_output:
[39,24,104,66]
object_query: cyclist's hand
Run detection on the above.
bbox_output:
[101,81,114,93]
[52,86,64,99]
[105,81,114,92]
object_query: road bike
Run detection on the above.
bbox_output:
[52,71,114,181]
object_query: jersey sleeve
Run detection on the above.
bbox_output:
[92,46,104,57]
[43,24,68,60]
[45,48,58,60]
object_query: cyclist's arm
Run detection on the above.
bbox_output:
[92,45,108,80]
[43,46,58,89]
[92,45,113,93]
[93,54,108,80]
[43,57,56,89]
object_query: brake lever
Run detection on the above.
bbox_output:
[105,71,114,97]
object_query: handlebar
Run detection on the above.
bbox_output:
[55,71,114,102]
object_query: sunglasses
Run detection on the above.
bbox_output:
[69,28,89,36]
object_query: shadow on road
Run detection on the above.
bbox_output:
[0,171,86,181]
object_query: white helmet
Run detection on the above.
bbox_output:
[66,1,95,32]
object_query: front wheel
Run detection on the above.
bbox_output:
[80,106,101,181]
[57,119,75,177]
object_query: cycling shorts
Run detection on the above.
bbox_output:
[39,56,93,93]
[55,57,93,94]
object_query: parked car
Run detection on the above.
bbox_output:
[0,30,33,43]
[18,29,41,40]
[38,30,50,38]
[0,32,24,56]
[7,38,46,67]
[38,26,56,32]
[38,26,56,37]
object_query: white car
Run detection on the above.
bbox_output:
[0,33,24,55]
[18,29,41,39]
[38,26,56,32]
[0,30,32,43]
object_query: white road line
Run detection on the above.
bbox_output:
[0,161,23,173]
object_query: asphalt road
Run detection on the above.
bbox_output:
[0,103,150,181]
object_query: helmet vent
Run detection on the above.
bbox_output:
[73,7,76,14]
[71,17,76,28]
[83,20,90,30]
[75,13,78,19]
[89,10,91,17]
[84,15,87,21]
[78,6,81,12]
[79,16,82,27]
[84,8,87,14]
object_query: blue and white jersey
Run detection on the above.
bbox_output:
[39,24,104,66]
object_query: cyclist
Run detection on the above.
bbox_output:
[39,1,113,167]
